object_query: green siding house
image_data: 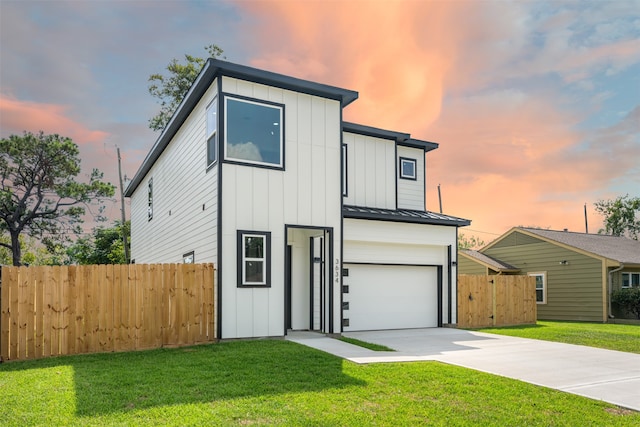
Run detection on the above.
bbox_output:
[459,227,640,322]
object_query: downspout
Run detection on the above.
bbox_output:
[608,263,624,319]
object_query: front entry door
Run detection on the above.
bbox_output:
[310,235,325,331]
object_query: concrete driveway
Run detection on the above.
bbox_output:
[286,328,640,411]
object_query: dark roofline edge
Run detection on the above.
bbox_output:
[343,209,471,227]
[125,59,359,197]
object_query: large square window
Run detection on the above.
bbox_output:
[237,230,271,287]
[224,96,284,168]
[399,157,417,180]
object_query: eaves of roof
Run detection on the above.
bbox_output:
[343,205,471,227]
[125,59,359,197]
[342,122,438,152]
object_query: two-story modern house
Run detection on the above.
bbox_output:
[125,59,470,339]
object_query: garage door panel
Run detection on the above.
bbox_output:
[343,264,438,331]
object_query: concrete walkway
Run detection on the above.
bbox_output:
[286,328,640,411]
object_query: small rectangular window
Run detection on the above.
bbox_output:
[207,98,218,166]
[399,157,417,180]
[225,96,284,169]
[183,251,194,264]
[237,230,271,287]
[342,143,348,197]
[528,272,546,304]
[147,178,153,221]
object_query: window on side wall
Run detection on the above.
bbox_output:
[224,96,284,169]
[622,272,640,288]
[399,157,417,180]
[183,251,194,264]
[147,178,153,221]
[342,143,348,197]
[528,272,546,304]
[206,98,218,167]
[237,230,271,287]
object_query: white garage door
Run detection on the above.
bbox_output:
[343,264,438,331]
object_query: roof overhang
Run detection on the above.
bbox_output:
[125,59,359,197]
[342,122,438,153]
[344,205,471,227]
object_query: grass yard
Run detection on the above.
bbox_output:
[338,336,395,351]
[1,340,638,426]
[478,320,640,354]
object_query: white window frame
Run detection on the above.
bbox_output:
[622,272,640,288]
[399,157,417,180]
[224,96,284,169]
[206,98,218,167]
[528,272,546,304]
[237,230,271,287]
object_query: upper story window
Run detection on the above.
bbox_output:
[183,251,194,264]
[147,178,153,221]
[224,96,284,169]
[399,157,417,180]
[622,272,640,288]
[342,143,348,197]
[206,98,218,167]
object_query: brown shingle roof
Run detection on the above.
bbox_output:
[521,228,640,265]
[460,249,520,272]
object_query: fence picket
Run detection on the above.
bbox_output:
[0,263,216,362]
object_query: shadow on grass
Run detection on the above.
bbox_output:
[478,323,549,331]
[0,340,365,416]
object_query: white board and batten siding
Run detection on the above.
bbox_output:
[343,132,395,210]
[220,76,343,339]
[130,83,219,265]
[342,218,458,330]
[397,145,425,210]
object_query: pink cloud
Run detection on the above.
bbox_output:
[0,93,108,144]
[234,1,636,238]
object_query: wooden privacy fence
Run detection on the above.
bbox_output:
[0,263,215,362]
[457,274,536,328]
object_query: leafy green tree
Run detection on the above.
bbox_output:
[594,195,640,239]
[67,221,130,265]
[458,233,485,250]
[0,131,115,266]
[148,44,224,131]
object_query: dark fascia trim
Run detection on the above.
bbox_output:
[125,59,359,197]
[342,122,439,153]
[342,122,410,142]
[343,206,471,227]
[399,138,439,153]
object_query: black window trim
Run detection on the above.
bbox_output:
[237,230,272,288]
[206,96,218,168]
[399,157,417,181]
[222,93,285,171]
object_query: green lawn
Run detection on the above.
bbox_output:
[478,320,640,354]
[339,336,395,351]
[1,340,638,426]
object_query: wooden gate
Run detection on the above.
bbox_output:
[457,274,536,328]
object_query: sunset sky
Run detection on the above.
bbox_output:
[1,0,638,244]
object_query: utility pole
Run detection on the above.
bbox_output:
[584,203,589,234]
[117,147,130,263]
[437,184,443,214]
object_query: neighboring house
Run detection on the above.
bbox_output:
[459,227,640,322]
[125,59,470,339]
